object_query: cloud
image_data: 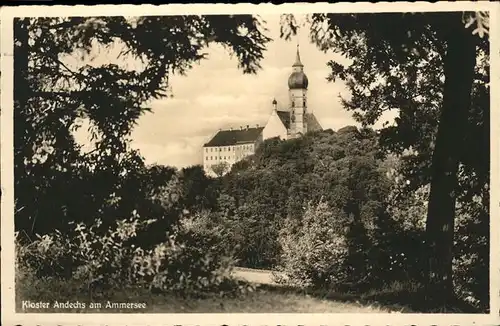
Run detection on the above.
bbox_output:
[132,134,208,169]
[128,34,358,167]
[70,14,395,168]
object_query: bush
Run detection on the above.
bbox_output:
[16,230,74,279]
[226,204,281,269]
[210,193,282,269]
[133,213,242,297]
[452,199,489,311]
[16,211,156,292]
[276,200,350,288]
[16,210,247,299]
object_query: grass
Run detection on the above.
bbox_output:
[16,267,480,314]
[234,267,481,314]
[17,286,397,313]
[260,281,481,314]
[16,270,397,313]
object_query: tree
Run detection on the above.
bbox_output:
[220,128,391,270]
[211,161,230,178]
[14,15,271,236]
[179,165,217,212]
[280,12,489,306]
[278,200,350,288]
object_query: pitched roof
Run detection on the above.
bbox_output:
[276,110,291,129]
[204,127,264,147]
[276,111,322,132]
[305,113,323,132]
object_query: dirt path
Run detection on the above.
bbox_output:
[232,267,284,285]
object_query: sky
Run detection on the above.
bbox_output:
[71,14,395,169]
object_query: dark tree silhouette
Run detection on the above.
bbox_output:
[211,162,230,178]
[14,16,271,236]
[280,12,490,307]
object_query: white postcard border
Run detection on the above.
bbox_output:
[1,2,499,325]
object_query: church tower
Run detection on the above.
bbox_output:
[287,45,309,137]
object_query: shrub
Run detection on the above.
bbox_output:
[133,212,242,297]
[16,211,156,292]
[15,230,73,279]
[452,199,489,311]
[211,193,282,269]
[16,210,247,299]
[276,200,350,288]
[225,204,281,269]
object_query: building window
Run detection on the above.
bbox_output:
[219,148,221,152]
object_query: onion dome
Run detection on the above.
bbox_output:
[288,72,309,89]
[288,45,308,89]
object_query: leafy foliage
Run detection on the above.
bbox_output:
[218,128,391,271]
[16,213,156,292]
[214,124,487,310]
[16,209,245,298]
[14,12,490,312]
[211,161,231,178]
[280,11,490,308]
[15,14,271,302]
[14,15,271,237]
[277,200,350,288]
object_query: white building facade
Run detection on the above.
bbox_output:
[202,125,264,177]
[203,46,322,177]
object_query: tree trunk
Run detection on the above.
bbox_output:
[425,21,477,307]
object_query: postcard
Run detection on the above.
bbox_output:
[1,2,499,325]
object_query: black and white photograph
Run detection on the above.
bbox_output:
[1,2,499,325]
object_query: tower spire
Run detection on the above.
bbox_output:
[293,44,303,67]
